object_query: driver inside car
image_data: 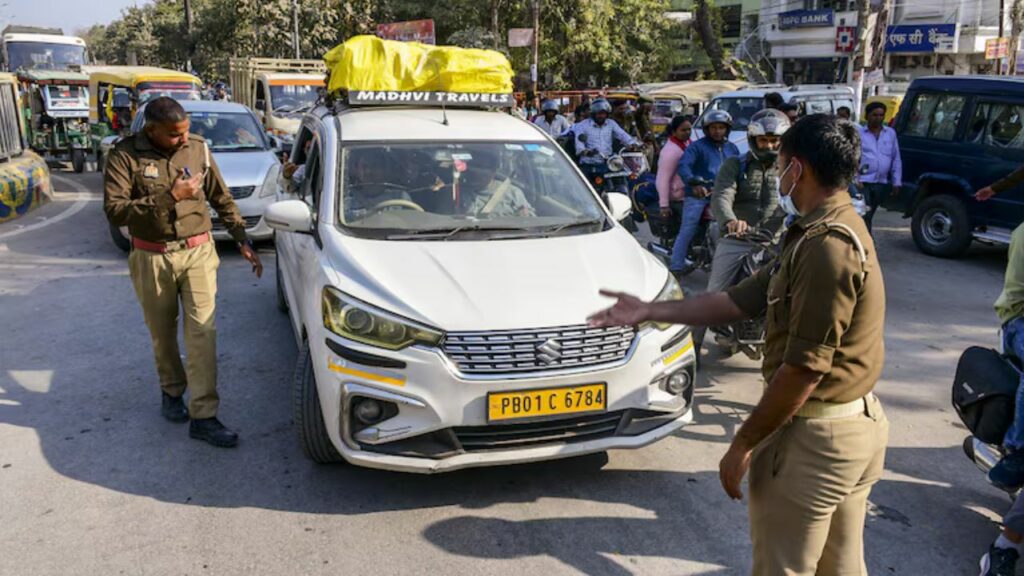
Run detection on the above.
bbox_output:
[462,150,536,218]
[343,149,412,218]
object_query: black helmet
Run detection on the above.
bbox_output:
[747,109,790,162]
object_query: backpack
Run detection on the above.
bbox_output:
[630,173,659,223]
[951,346,1021,445]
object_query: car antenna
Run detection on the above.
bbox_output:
[441,100,449,126]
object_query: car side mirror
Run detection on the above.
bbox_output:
[606,192,632,223]
[265,200,313,234]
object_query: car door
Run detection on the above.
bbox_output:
[896,90,969,205]
[961,97,1024,229]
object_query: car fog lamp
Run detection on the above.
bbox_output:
[354,398,384,424]
[666,370,691,395]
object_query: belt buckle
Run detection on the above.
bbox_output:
[166,239,187,253]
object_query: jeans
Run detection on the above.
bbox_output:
[861,182,891,233]
[1003,317,1024,449]
[670,197,709,271]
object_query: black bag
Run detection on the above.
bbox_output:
[951,346,1021,445]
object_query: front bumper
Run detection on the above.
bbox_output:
[309,324,697,473]
[211,196,274,241]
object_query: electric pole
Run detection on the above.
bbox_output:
[531,0,539,94]
[183,0,193,72]
[292,0,301,59]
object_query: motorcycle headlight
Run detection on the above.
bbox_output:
[258,163,281,198]
[607,156,626,172]
[642,274,684,331]
[322,287,443,350]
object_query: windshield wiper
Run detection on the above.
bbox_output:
[540,219,605,236]
[386,225,531,241]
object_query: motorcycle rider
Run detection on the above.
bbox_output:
[534,99,571,138]
[673,109,740,275]
[574,98,640,183]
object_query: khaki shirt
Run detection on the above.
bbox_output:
[727,191,886,403]
[103,132,247,244]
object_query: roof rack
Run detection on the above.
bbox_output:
[325,89,514,113]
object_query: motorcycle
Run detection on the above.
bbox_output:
[642,198,716,275]
[708,228,780,361]
[577,134,644,231]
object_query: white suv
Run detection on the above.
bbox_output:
[267,100,696,473]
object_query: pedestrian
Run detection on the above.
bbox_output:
[533,99,571,138]
[780,102,800,124]
[836,106,852,121]
[857,101,902,233]
[589,114,888,576]
[103,96,263,448]
[674,109,739,275]
[656,115,692,225]
[763,92,785,111]
[979,495,1024,575]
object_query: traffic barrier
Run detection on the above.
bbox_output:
[0,151,51,223]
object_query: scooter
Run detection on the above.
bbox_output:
[709,228,779,361]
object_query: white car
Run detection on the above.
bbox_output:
[109,100,281,251]
[267,101,696,473]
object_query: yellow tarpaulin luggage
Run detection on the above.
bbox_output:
[324,35,513,95]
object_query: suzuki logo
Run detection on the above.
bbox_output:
[536,339,563,365]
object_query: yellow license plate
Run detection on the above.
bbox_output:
[487,383,606,422]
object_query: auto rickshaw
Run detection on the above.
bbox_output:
[0,72,52,223]
[85,66,202,170]
[646,80,750,136]
[16,69,90,172]
[862,94,903,126]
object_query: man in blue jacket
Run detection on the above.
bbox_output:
[672,110,740,274]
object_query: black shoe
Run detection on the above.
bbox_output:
[989,450,1024,491]
[189,417,239,448]
[980,545,1018,576]
[160,392,189,423]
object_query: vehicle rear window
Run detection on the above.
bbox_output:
[904,93,966,141]
[967,102,1024,149]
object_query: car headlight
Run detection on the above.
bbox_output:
[642,274,684,331]
[258,163,281,198]
[322,287,443,350]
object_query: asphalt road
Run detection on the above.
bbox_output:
[0,170,1014,575]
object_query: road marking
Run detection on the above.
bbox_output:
[0,174,95,241]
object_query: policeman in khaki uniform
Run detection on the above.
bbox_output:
[590,114,888,575]
[104,97,262,448]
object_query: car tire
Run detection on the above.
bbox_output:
[293,341,344,464]
[911,194,972,258]
[275,246,289,314]
[109,222,130,253]
[71,149,85,173]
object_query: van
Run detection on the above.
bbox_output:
[895,76,1024,257]
[695,85,856,153]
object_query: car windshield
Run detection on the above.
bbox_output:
[705,97,764,130]
[188,111,266,151]
[336,142,608,240]
[6,42,85,71]
[270,84,319,114]
[653,99,684,120]
[138,82,201,104]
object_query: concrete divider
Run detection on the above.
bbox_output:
[0,151,52,223]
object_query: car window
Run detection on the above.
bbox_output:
[705,97,762,130]
[188,112,266,151]
[336,141,608,240]
[905,93,966,141]
[299,139,322,208]
[802,98,833,115]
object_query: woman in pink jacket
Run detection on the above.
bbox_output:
[656,116,693,220]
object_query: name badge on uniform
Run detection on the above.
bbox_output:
[143,164,159,179]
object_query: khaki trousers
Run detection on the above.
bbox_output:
[749,395,889,576]
[129,241,220,420]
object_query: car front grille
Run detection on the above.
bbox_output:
[442,324,636,376]
[211,215,262,231]
[229,186,256,199]
[453,411,625,451]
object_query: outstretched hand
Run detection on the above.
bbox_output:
[587,290,650,327]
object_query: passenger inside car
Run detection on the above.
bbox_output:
[343,148,412,218]
[461,149,536,218]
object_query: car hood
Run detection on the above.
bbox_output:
[321,227,670,332]
[211,150,278,187]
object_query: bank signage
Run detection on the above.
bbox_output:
[779,9,835,30]
[885,24,958,53]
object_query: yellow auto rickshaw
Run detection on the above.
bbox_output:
[862,94,903,126]
[647,80,750,136]
[84,66,202,169]
[0,72,52,223]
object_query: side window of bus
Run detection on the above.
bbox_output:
[904,92,966,141]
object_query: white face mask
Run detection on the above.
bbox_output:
[776,160,803,217]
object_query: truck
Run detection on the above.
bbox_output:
[1,26,90,171]
[227,58,325,146]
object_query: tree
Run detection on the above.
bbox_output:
[691,0,737,79]
[1010,0,1024,74]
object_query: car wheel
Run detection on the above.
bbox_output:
[109,222,130,253]
[911,194,972,258]
[71,149,86,173]
[293,341,344,464]
[275,246,289,314]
